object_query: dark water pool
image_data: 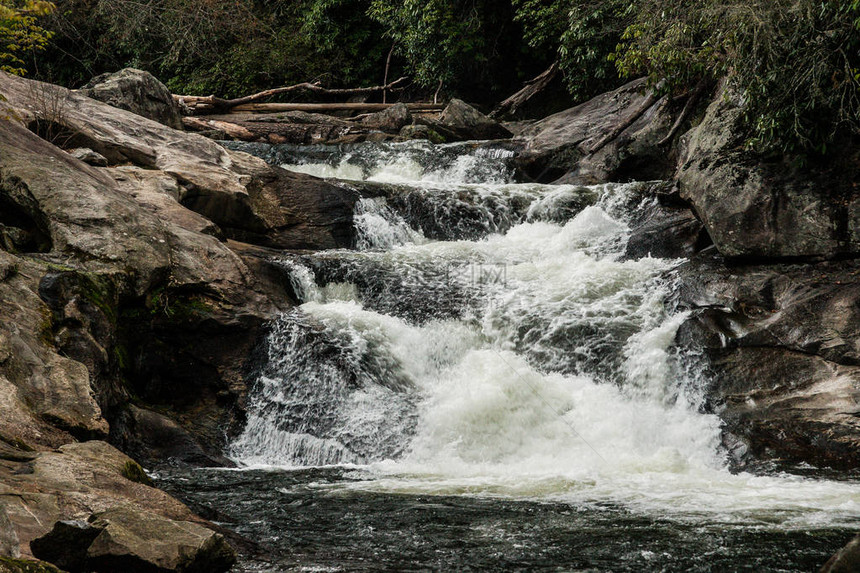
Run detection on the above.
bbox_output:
[156,467,854,572]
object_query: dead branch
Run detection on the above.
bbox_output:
[490,61,559,119]
[658,79,711,146]
[175,76,410,114]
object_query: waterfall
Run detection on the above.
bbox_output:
[228,141,860,530]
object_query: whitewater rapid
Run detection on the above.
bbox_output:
[229,141,860,531]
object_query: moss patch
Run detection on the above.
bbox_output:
[0,556,64,573]
[120,460,153,486]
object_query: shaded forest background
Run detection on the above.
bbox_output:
[2,0,859,154]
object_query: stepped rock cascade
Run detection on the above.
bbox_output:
[227,141,860,530]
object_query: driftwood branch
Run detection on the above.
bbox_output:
[658,79,711,146]
[491,61,559,119]
[175,76,410,114]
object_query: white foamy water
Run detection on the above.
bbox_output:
[232,143,860,532]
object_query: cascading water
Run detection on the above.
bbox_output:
[163,141,860,571]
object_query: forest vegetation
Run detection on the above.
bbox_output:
[3,0,859,153]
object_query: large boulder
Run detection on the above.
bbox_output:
[516,78,686,183]
[674,253,860,469]
[677,81,860,260]
[437,99,512,141]
[31,506,235,573]
[1,441,201,558]
[1,72,360,251]
[360,103,411,133]
[80,68,183,130]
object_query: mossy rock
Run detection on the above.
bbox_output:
[0,557,65,573]
[120,460,153,487]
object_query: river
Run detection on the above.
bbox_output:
[156,140,860,572]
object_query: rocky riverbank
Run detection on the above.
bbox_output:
[1,68,859,570]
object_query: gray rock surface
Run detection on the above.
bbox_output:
[80,68,183,130]
[677,82,860,260]
[674,253,860,469]
[516,78,682,183]
[438,99,512,141]
[360,103,411,133]
[31,505,234,573]
[69,148,108,167]
[821,533,860,573]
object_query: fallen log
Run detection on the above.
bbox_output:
[228,102,445,114]
[183,116,355,144]
[175,77,411,114]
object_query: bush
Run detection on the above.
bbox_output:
[0,0,54,75]
[615,0,860,153]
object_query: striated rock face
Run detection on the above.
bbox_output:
[677,82,860,261]
[0,441,201,558]
[0,68,382,568]
[516,78,685,183]
[674,253,860,469]
[80,68,184,130]
[31,505,235,573]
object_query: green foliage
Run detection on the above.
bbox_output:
[368,0,537,97]
[514,0,632,100]
[0,0,54,75]
[614,0,860,153]
[37,0,387,96]
[368,0,484,87]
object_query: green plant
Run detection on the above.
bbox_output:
[613,0,860,153]
[0,0,54,75]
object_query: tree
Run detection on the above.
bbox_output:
[0,0,54,75]
[614,0,860,153]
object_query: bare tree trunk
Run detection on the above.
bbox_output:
[490,61,559,119]
[382,42,396,104]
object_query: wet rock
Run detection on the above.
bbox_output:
[821,533,860,573]
[677,81,860,260]
[69,148,108,167]
[110,405,232,468]
[674,254,860,469]
[80,68,183,130]
[438,99,512,141]
[516,78,683,183]
[399,124,445,144]
[31,506,234,573]
[360,103,411,133]
[625,203,709,260]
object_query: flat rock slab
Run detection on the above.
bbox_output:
[31,505,235,573]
